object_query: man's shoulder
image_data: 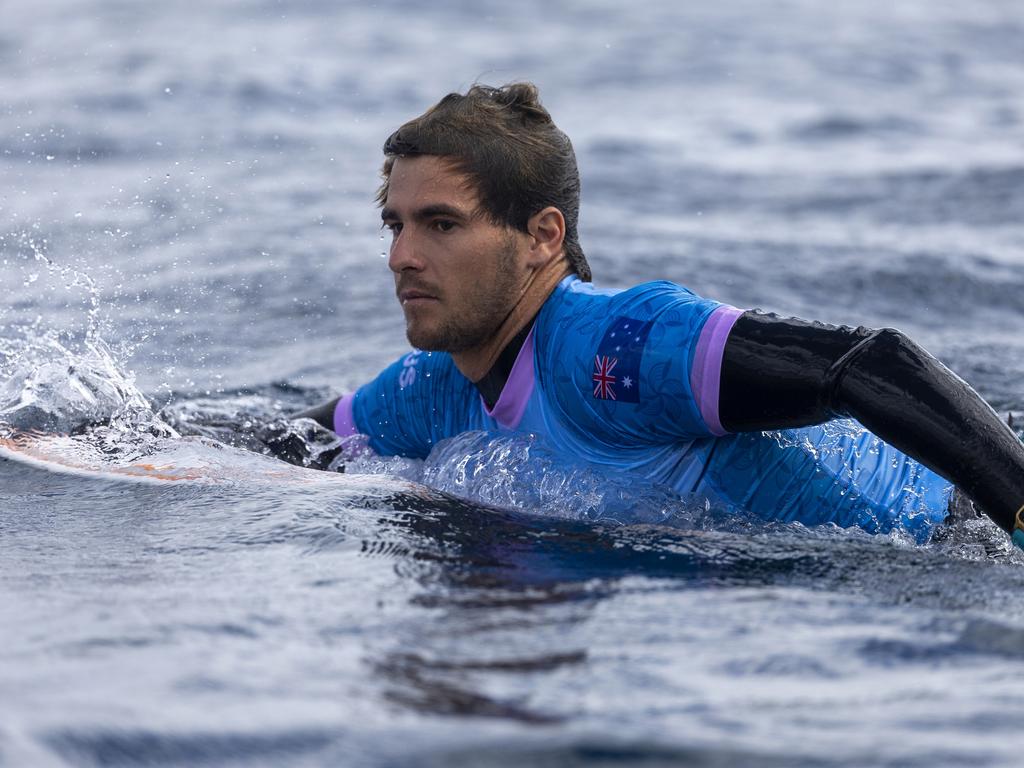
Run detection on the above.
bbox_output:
[530,276,727,443]
[535,275,724,376]
[559,275,702,300]
[542,277,711,330]
[351,347,477,458]
[360,347,471,397]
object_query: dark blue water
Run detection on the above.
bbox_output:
[3,1,1024,765]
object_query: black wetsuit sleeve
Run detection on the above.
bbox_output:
[291,397,340,432]
[719,311,1024,533]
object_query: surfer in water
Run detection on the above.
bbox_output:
[294,82,1024,546]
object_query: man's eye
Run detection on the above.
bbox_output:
[384,222,402,234]
[433,220,456,233]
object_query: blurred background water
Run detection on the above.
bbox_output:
[2,0,1024,765]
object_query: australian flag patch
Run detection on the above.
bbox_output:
[592,316,653,403]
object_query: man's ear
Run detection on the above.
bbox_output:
[525,206,566,268]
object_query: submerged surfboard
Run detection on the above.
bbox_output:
[0,427,423,500]
[0,428,298,485]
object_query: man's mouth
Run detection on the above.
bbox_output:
[398,288,439,305]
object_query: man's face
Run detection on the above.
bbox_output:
[381,155,532,353]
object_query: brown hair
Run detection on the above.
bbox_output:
[377,82,591,282]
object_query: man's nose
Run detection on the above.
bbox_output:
[387,229,422,273]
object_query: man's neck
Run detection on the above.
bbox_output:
[451,255,571,384]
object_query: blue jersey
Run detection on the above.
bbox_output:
[333,277,952,541]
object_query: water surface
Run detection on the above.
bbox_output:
[3,1,1024,765]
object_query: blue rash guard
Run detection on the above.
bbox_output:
[333,276,953,541]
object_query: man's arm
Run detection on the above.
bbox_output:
[719,311,1024,534]
[292,397,340,432]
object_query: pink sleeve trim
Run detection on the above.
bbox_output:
[332,392,358,437]
[690,306,743,436]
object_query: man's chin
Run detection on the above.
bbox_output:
[404,325,447,352]
[405,324,480,354]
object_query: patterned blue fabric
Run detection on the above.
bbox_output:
[698,424,952,541]
[351,348,478,459]
[349,277,953,539]
[533,279,722,445]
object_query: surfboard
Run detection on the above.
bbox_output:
[0,428,305,485]
[0,427,431,499]
[0,429,208,483]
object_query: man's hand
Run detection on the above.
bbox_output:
[255,417,344,471]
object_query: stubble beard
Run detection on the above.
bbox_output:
[403,236,521,353]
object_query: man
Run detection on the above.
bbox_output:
[297,82,1024,546]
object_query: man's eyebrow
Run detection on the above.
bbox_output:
[415,204,471,220]
[381,204,473,222]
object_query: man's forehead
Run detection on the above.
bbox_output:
[386,156,479,207]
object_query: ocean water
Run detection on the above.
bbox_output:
[3,1,1024,765]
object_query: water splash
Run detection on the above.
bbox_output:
[419,430,713,527]
[0,225,176,440]
[0,331,165,435]
[1,229,103,340]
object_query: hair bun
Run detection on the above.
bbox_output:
[470,83,550,123]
